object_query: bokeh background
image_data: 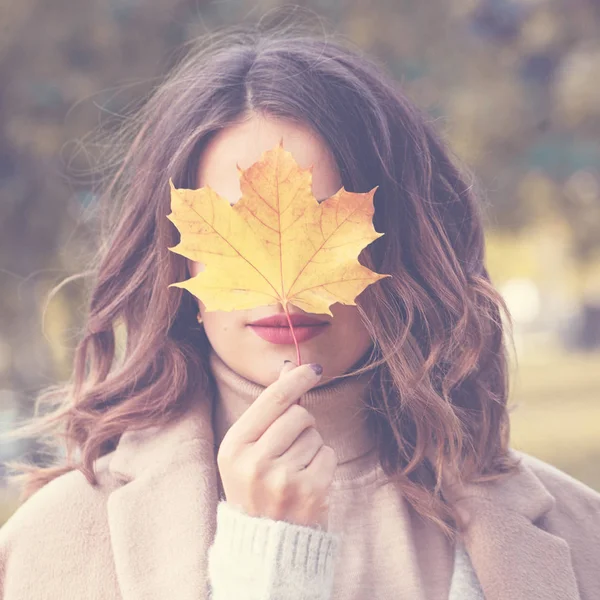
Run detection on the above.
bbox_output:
[1,0,599,522]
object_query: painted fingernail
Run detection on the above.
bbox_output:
[309,363,323,375]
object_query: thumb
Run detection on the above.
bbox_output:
[279,359,297,379]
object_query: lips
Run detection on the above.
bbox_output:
[247,313,329,345]
[248,313,327,327]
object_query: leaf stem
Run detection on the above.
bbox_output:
[283,304,302,365]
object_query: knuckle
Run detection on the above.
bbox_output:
[284,403,303,418]
[227,449,265,486]
[307,427,322,445]
[268,467,294,495]
[296,478,317,500]
[216,441,238,467]
[245,454,268,482]
[322,445,338,466]
[305,413,318,429]
[286,404,315,426]
[270,389,289,406]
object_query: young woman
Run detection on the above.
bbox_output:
[1,24,598,600]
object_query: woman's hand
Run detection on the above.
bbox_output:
[216,360,337,530]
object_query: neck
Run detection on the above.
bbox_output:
[209,348,380,479]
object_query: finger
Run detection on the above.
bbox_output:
[231,363,323,444]
[300,444,338,485]
[254,404,316,457]
[277,426,323,469]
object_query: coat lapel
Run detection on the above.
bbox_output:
[440,449,581,600]
[106,397,219,600]
[106,392,581,600]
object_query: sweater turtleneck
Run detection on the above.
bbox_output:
[209,348,382,484]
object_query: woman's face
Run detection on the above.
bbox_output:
[190,113,373,386]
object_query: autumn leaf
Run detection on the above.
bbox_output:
[167,140,390,363]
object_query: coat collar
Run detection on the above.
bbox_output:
[438,454,581,599]
[105,395,581,600]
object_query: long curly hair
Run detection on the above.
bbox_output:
[4,21,519,539]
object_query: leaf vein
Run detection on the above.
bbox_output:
[186,202,280,299]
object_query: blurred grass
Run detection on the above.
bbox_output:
[509,349,600,492]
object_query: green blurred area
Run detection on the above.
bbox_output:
[509,348,600,492]
[0,0,599,521]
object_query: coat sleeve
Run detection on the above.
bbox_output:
[207,501,340,600]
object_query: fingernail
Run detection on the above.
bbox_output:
[284,360,292,364]
[309,363,323,375]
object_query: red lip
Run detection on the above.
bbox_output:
[248,314,328,327]
[247,313,329,345]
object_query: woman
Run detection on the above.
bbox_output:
[1,23,598,600]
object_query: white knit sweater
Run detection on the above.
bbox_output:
[208,500,485,600]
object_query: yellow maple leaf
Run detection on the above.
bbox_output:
[167,141,390,361]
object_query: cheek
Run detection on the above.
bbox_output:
[201,316,229,353]
[202,313,227,332]
[201,312,243,341]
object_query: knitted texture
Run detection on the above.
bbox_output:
[208,500,484,600]
[448,541,485,600]
[208,501,339,600]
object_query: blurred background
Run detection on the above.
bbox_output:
[1,0,599,522]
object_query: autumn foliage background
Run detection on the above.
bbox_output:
[1,0,599,521]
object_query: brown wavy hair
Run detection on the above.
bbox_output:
[4,19,519,539]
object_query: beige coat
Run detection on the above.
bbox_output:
[0,395,599,600]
